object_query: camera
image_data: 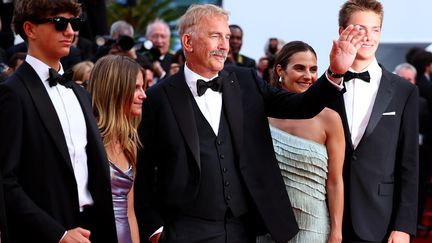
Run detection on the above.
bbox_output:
[135,37,161,63]
[95,35,136,52]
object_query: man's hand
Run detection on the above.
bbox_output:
[387,230,410,243]
[152,61,166,78]
[329,24,366,75]
[60,227,91,243]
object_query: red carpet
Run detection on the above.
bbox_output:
[413,197,432,243]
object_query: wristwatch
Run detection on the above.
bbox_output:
[327,68,345,78]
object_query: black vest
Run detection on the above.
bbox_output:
[180,99,249,220]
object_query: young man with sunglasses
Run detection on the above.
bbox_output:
[0,1,117,242]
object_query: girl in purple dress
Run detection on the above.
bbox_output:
[89,55,146,243]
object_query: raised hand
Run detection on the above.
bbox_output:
[329,24,366,75]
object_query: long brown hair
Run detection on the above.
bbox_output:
[88,55,144,170]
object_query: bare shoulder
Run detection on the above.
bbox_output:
[317,108,342,128]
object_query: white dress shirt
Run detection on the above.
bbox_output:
[26,55,93,211]
[184,63,222,135]
[343,58,382,148]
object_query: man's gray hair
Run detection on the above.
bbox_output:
[393,62,417,76]
[110,20,134,38]
[145,18,170,38]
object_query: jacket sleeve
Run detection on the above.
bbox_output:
[0,84,66,242]
[134,95,165,240]
[393,85,419,235]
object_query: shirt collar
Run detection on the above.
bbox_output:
[349,58,380,75]
[184,62,218,97]
[25,55,64,84]
[348,58,381,84]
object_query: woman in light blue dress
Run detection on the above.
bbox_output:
[89,55,146,243]
[257,41,345,243]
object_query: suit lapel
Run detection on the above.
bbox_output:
[18,62,73,172]
[220,70,244,159]
[362,70,393,139]
[165,71,201,169]
[333,97,354,149]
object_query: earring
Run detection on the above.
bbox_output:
[279,76,282,82]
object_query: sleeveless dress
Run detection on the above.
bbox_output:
[109,161,134,243]
[257,126,330,243]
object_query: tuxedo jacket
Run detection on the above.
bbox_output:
[225,54,257,69]
[330,68,419,241]
[134,66,342,242]
[0,62,117,243]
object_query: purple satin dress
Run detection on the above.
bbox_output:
[109,161,133,243]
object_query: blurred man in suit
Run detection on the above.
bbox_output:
[394,62,432,234]
[225,24,256,69]
[145,18,174,79]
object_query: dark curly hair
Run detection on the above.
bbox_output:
[12,0,81,41]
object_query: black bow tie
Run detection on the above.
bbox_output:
[344,70,371,82]
[48,68,72,88]
[196,77,222,96]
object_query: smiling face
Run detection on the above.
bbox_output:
[182,15,230,78]
[341,10,381,70]
[277,50,317,93]
[130,71,146,117]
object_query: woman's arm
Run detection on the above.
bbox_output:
[128,185,140,243]
[323,109,345,243]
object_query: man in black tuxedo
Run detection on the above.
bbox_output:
[134,3,365,243]
[0,0,117,242]
[394,63,432,232]
[225,24,256,69]
[329,1,419,242]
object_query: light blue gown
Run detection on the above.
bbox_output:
[257,126,330,243]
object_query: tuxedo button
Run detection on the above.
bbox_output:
[226,195,231,201]
[216,140,222,145]
[225,181,230,187]
[222,168,228,173]
[352,155,357,160]
[219,154,225,159]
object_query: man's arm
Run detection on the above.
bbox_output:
[0,84,66,242]
[135,96,165,241]
[391,85,419,240]
[259,25,365,119]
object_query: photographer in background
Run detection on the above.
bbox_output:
[145,18,174,81]
[92,20,135,61]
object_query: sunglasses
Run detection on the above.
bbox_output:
[33,16,84,32]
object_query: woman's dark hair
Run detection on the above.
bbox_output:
[270,41,317,88]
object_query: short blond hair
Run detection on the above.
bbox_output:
[178,4,229,37]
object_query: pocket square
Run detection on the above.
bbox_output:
[382,111,396,115]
